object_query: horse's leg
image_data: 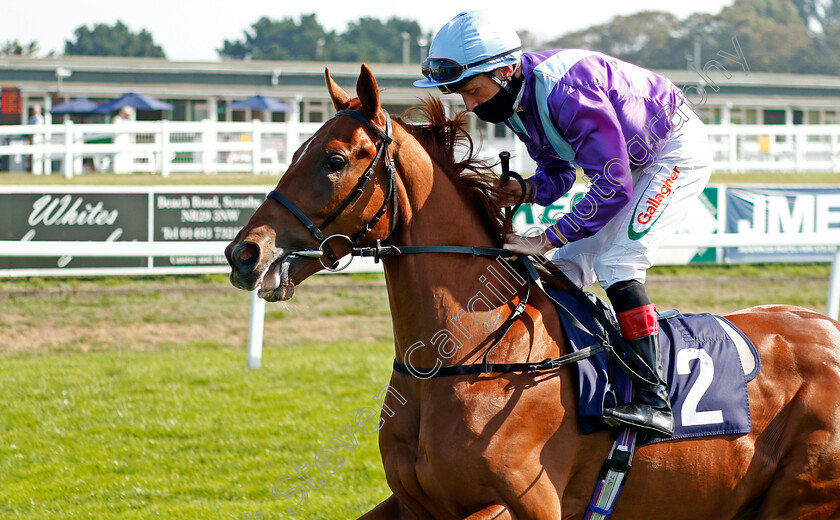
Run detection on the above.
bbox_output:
[462,505,512,520]
[357,494,417,520]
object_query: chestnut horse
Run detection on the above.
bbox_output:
[226,65,840,519]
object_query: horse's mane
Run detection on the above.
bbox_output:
[397,97,513,243]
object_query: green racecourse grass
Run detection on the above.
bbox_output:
[0,171,837,518]
[0,274,396,519]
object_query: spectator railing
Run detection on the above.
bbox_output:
[2,121,840,176]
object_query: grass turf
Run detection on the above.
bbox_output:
[0,341,394,519]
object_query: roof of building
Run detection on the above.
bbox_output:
[3,55,840,107]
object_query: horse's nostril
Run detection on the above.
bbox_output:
[232,242,260,271]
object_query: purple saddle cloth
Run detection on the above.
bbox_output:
[544,285,760,444]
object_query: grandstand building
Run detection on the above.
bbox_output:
[2,56,840,174]
[3,55,840,128]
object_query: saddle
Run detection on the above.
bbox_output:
[535,261,760,443]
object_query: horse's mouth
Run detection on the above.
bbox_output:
[255,249,326,302]
[256,255,297,302]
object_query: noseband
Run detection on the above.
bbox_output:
[267,109,398,269]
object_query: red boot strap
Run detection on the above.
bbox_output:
[616,304,659,340]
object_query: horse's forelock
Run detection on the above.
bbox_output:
[401,97,512,241]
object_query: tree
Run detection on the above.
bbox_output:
[791,0,840,32]
[542,0,837,75]
[219,14,424,63]
[715,0,812,73]
[324,17,423,63]
[218,14,330,61]
[546,11,685,69]
[1,39,42,57]
[64,21,165,58]
[789,0,840,74]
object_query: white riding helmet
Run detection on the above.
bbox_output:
[414,10,522,92]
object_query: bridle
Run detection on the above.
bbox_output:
[266,109,398,270]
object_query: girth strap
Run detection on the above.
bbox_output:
[391,255,610,378]
[392,343,606,378]
[584,428,638,520]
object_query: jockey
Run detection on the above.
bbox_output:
[415,10,714,438]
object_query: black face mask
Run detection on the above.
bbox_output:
[472,73,523,124]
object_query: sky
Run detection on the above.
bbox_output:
[1,0,736,62]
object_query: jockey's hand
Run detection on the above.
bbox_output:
[503,232,554,258]
[492,180,529,208]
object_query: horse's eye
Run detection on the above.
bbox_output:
[325,155,346,172]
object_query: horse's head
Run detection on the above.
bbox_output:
[225,65,398,301]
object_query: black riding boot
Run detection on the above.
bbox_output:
[603,280,675,439]
[604,333,675,438]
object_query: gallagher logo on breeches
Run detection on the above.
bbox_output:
[629,166,680,240]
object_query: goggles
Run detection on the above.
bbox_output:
[421,47,522,87]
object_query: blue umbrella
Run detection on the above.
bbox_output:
[93,92,173,113]
[50,98,100,114]
[223,94,292,112]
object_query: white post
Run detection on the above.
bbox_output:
[251,119,262,175]
[43,98,53,175]
[201,119,214,174]
[828,246,840,320]
[794,127,804,173]
[62,119,74,179]
[727,120,737,173]
[160,120,171,178]
[247,289,266,369]
[786,107,796,172]
[285,95,302,167]
[32,124,45,175]
[206,96,218,122]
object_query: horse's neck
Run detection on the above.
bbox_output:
[381,149,539,368]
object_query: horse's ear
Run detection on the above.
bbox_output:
[356,64,382,121]
[325,67,351,111]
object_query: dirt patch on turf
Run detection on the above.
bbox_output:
[0,280,394,355]
[0,273,828,355]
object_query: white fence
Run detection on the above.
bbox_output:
[0,119,323,178]
[706,124,840,173]
[2,121,840,176]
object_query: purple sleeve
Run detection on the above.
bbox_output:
[527,158,576,206]
[550,86,633,243]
